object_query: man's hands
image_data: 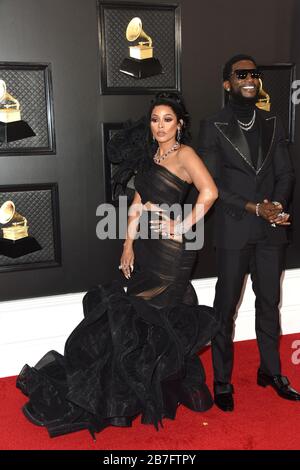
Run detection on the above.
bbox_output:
[246,200,291,226]
[260,199,291,226]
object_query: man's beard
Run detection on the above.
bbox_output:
[229,88,259,106]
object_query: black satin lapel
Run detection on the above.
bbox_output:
[256,120,263,171]
[256,114,276,172]
[215,117,254,171]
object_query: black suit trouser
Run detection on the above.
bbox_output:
[212,242,286,384]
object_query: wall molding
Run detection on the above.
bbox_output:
[1,268,300,378]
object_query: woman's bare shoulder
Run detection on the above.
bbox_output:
[178,144,201,161]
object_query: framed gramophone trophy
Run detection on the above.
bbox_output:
[0,183,61,271]
[0,62,56,155]
[257,64,296,143]
[98,2,181,94]
[0,200,41,258]
[0,79,36,143]
[119,17,162,79]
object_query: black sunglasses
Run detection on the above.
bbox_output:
[231,69,262,80]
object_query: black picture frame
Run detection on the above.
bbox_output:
[223,63,296,143]
[98,1,181,94]
[102,122,136,203]
[258,64,296,143]
[0,183,61,272]
[0,62,56,155]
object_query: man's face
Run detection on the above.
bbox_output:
[224,60,260,102]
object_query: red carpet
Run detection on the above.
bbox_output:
[1,333,300,450]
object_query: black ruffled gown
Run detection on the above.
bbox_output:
[16,161,219,438]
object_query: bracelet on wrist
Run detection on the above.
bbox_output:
[255,203,260,217]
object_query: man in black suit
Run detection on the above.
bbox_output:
[198,54,300,411]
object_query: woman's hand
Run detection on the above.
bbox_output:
[150,212,183,240]
[119,244,134,279]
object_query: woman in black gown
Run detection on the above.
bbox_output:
[16,92,219,439]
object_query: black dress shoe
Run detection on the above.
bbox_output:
[257,369,300,401]
[214,383,234,411]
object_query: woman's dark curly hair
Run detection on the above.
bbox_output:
[106,92,191,200]
[148,91,191,144]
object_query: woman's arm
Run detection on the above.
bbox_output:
[154,147,218,238]
[120,191,142,278]
[177,146,218,233]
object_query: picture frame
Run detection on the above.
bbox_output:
[0,183,61,272]
[97,1,181,94]
[257,64,296,143]
[223,63,296,143]
[102,122,136,204]
[0,62,56,155]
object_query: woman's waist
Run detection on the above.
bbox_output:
[139,202,183,242]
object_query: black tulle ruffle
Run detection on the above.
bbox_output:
[107,116,153,201]
[17,282,218,438]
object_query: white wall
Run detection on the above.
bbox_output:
[1,268,300,378]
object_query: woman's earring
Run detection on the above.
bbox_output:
[152,135,156,142]
[176,128,181,142]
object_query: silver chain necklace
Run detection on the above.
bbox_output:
[238,110,256,131]
[153,141,180,164]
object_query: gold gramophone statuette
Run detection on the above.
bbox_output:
[126,17,153,60]
[0,200,29,240]
[119,17,162,79]
[0,79,21,123]
[256,78,271,112]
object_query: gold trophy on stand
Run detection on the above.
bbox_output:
[0,79,35,143]
[0,200,29,240]
[119,17,163,79]
[0,80,21,123]
[0,200,41,258]
[256,78,271,111]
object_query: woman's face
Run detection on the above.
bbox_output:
[150,105,180,144]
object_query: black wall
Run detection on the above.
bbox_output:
[288,0,300,269]
[0,0,299,301]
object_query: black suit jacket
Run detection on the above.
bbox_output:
[198,105,295,249]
